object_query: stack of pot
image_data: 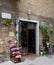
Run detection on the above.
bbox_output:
[9,44,22,63]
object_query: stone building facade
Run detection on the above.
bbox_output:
[0,0,17,59]
[0,0,54,56]
[17,0,54,45]
[0,0,17,19]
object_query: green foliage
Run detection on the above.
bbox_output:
[41,24,48,34]
[42,35,50,44]
[41,23,50,44]
[2,19,12,26]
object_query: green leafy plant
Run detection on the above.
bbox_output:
[2,19,12,26]
[41,23,50,44]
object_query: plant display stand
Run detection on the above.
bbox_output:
[9,43,22,63]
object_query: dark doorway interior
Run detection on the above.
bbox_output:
[28,29,36,53]
[20,21,36,55]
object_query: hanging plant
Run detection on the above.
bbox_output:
[2,19,12,26]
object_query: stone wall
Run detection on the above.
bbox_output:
[0,0,54,55]
[16,0,54,45]
[0,0,17,59]
[0,0,17,20]
[17,0,54,19]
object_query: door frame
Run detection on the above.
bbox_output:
[16,18,39,55]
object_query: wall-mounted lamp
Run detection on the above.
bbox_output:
[27,10,31,15]
[27,10,31,20]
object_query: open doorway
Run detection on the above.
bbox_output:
[28,29,36,54]
[20,21,36,55]
[19,18,39,55]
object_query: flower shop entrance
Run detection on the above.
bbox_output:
[18,18,39,56]
[20,21,36,55]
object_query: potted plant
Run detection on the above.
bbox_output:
[41,23,50,43]
[40,23,50,54]
[2,19,12,26]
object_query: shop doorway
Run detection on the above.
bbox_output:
[18,18,39,55]
[19,21,36,55]
[28,29,36,54]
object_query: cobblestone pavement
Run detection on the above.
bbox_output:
[0,55,54,65]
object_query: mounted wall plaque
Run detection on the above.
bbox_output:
[1,12,11,19]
